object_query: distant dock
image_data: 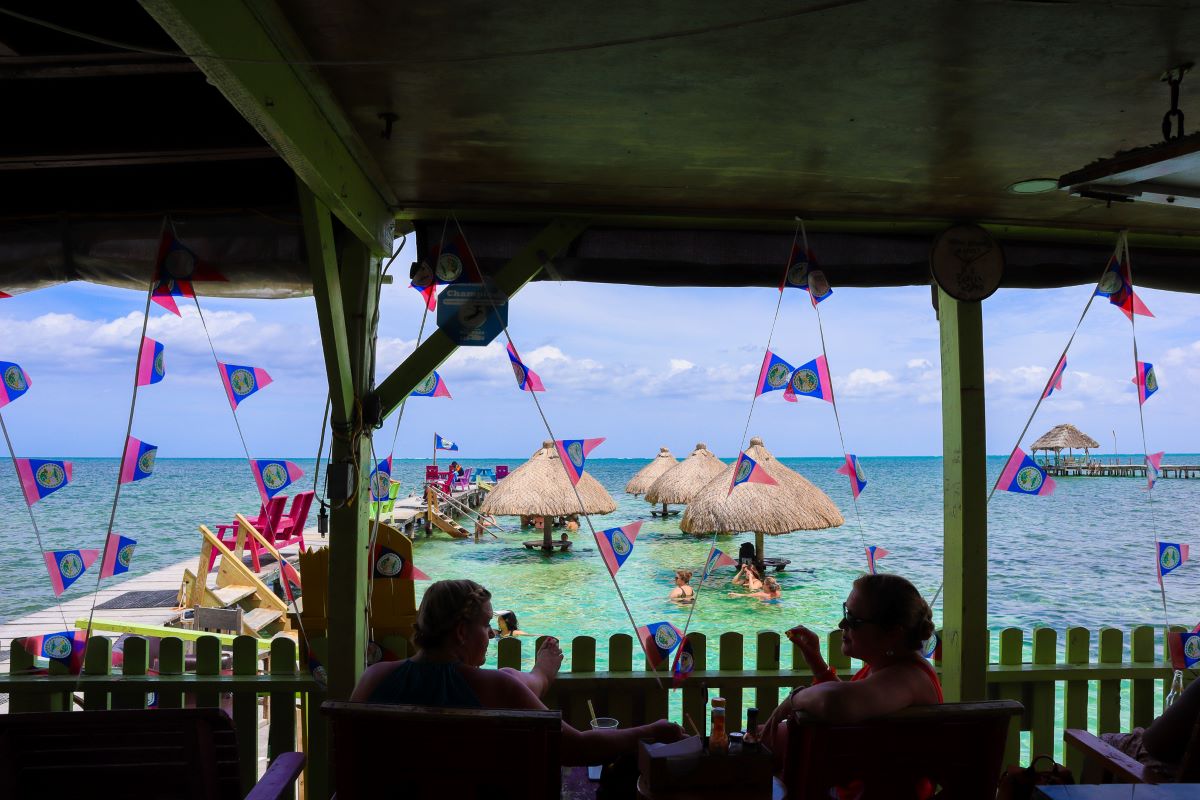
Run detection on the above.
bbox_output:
[1043,458,1200,479]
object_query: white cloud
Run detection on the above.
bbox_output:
[907,358,932,370]
[841,368,896,397]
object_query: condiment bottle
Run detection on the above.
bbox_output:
[711,696,726,710]
[743,707,760,750]
[709,707,728,755]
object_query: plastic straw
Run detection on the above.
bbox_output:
[588,699,598,724]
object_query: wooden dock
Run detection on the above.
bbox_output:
[1043,459,1200,478]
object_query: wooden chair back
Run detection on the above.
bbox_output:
[424,464,440,480]
[260,494,288,537]
[784,700,1022,799]
[323,701,562,800]
[279,491,314,542]
[496,464,509,479]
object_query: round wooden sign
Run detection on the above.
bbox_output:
[930,224,1005,302]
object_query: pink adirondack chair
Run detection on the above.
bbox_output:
[452,468,473,491]
[210,494,287,573]
[242,491,314,573]
[425,465,440,481]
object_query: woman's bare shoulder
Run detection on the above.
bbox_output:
[351,659,408,701]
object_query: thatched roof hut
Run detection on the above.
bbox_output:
[1031,424,1100,464]
[681,436,843,556]
[625,447,677,495]
[480,440,616,552]
[645,443,725,506]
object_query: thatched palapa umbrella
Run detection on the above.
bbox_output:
[625,447,679,516]
[681,436,843,560]
[645,443,725,517]
[480,440,616,552]
[1031,424,1101,465]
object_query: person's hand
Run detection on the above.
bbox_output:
[648,719,684,743]
[785,625,822,665]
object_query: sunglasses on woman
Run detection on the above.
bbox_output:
[841,602,877,630]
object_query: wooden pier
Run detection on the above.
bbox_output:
[1043,458,1200,478]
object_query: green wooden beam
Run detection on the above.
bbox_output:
[372,217,591,419]
[140,0,395,254]
[938,287,989,702]
[300,184,354,423]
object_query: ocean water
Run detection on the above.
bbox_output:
[3,454,1197,655]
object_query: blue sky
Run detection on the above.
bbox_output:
[0,237,1196,459]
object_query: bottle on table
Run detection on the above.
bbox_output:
[743,707,760,750]
[709,707,728,755]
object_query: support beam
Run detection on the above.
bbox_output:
[140,0,395,254]
[937,287,989,702]
[300,185,354,424]
[372,217,591,419]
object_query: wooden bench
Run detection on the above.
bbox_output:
[323,701,562,799]
[0,707,304,800]
[783,700,1022,799]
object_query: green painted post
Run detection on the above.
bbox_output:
[568,636,597,729]
[756,631,781,718]
[937,287,988,702]
[81,635,112,711]
[1098,628,1123,733]
[718,632,743,732]
[157,637,185,710]
[608,634,633,726]
[827,629,851,674]
[269,637,298,763]
[681,633,707,734]
[9,638,45,713]
[1064,627,1090,778]
[497,637,522,670]
[1131,626,1155,728]
[196,635,220,709]
[232,636,259,795]
[112,635,148,710]
[997,628,1024,767]
[1030,628,1057,757]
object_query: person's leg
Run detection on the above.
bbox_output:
[500,637,563,698]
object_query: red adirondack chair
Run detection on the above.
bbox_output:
[239,491,314,573]
[210,495,287,573]
[496,465,509,480]
[424,465,440,481]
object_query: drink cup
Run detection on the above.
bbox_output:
[588,717,619,780]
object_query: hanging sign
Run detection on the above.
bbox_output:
[436,283,508,346]
[930,224,1004,302]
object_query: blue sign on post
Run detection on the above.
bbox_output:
[436,283,508,346]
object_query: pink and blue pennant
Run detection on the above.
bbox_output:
[279,560,302,604]
[507,343,545,392]
[636,620,683,670]
[783,355,833,403]
[755,350,796,396]
[137,337,165,386]
[595,521,642,577]
[780,245,833,305]
[1095,252,1153,321]
[1147,451,1165,490]
[1042,355,1067,399]
[703,547,737,579]
[728,451,778,495]
[410,371,451,398]
[672,635,694,687]
[371,543,430,581]
[1172,631,1200,670]
[410,281,437,311]
[120,436,157,484]
[555,438,605,486]
[44,548,98,596]
[369,455,393,501]
[150,230,225,316]
[1133,361,1158,405]
[1158,541,1190,583]
[22,630,85,673]
[250,459,304,500]
[430,234,482,285]
[100,533,137,579]
[15,458,72,505]
[997,447,1056,496]
[218,362,272,410]
[434,433,459,451]
[0,361,31,408]
[865,545,889,575]
[836,454,867,498]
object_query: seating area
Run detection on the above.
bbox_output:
[210,492,313,574]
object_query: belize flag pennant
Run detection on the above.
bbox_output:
[507,343,546,392]
[15,458,72,505]
[783,356,833,403]
[865,545,889,575]
[728,451,778,495]
[218,362,272,410]
[1095,249,1153,321]
[703,547,737,579]
[996,447,1056,496]
[1042,355,1067,399]
[1147,451,1165,490]
[434,433,459,451]
[430,234,482,285]
[755,350,796,396]
[410,281,437,311]
[836,454,867,498]
[369,455,393,501]
[1158,541,1190,582]
[279,560,303,603]
[250,459,304,500]
[137,337,166,386]
[0,361,31,408]
[22,630,86,673]
[1133,361,1159,405]
[150,230,225,316]
[1172,631,1200,669]
[780,245,833,305]
[100,533,137,579]
[637,620,683,670]
[672,635,695,687]
[371,543,430,581]
[44,549,98,596]
[595,521,642,577]
[410,371,451,398]
[120,436,157,484]
[555,438,605,485]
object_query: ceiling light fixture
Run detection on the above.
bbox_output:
[1007,179,1060,195]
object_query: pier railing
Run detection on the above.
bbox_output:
[1,624,1182,790]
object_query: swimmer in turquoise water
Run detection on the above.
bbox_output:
[730,576,781,602]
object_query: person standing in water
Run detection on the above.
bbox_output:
[669,569,696,603]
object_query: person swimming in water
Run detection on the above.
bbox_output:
[669,569,696,603]
[733,562,764,592]
[730,575,781,602]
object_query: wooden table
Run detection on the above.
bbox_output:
[1037,785,1200,799]
[636,775,785,800]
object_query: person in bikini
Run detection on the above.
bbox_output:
[730,575,782,602]
[732,562,764,592]
[669,569,696,603]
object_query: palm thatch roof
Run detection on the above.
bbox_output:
[645,443,725,505]
[480,440,617,516]
[1030,424,1100,451]
[624,447,678,495]
[680,436,844,535]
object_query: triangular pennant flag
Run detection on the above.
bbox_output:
[150,230,224,316]
[728,451,778,495]
[137,337,165,386]
[865,545,889,575]
[367,640,401,666]
[369,455,393,502]
[595,521,642,577]
[1133,361,1159,405]
[507,343,545,392]
[780,244,832,303]
[755,350,796,396]
[637,621,683,670]
[22,630,85,673]
[410,371,451,398]
[1147,451,1165,490]
[1158,541,1190,581]
[44,549,99,596]
[703,547,737,579]
[430,234,482,285]
[1095,243,1153,320]
[434,433,459,451]
[0,361,31,408]
[996,447,1056,496]
[249,459,304,500]
[555,438,605,485]
[410,281,437,311]
[120,436,157,484]
[100,533,137,579]
[836,454,867,498]
[783,356,833,403]
[370,544,430,581]
[672,635,695,687]
[218,362,273,410]
[15,458,72,505]
[1042,355,1067,399]
[1172,631,1200,669]
[279,560,302,604]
